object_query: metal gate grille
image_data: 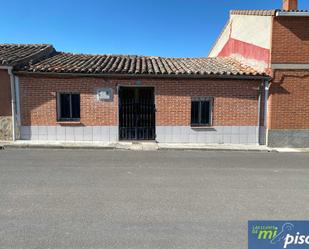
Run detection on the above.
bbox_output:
[119,87,156,140]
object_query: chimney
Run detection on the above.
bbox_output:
[283,0,298,10]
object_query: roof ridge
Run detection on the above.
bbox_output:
[0,43,53,47]
[56,51,210,60]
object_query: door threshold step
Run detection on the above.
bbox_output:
[116,141,159,151]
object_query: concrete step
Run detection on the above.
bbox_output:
[115,142,159,151]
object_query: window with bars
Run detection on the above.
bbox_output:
[191,97,213,126]
[57,93,80,121]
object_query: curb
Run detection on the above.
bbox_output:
[2,144,116,150]
[157,147,277,153]
[1,143,277,152]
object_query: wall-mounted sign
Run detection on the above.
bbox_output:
[97,88,113,101]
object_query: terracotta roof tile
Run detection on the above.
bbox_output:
[0,44,55,67]
[18,52,266,77]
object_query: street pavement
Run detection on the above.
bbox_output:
[0,149,309,249]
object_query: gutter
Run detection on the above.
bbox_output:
[0,66,16,141]
[257,81,262,145]
[276,11,309,17]
[13,71,271,81]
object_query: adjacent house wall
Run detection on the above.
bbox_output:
[0,69,12,140]
[271,17,309,64]
[209,13,309,147]
[268,17,309,147]
[209,14,272,71]
[19,75,261,144]
[268,70,309,147]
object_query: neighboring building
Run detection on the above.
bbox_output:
[0,44,55,140]
[209,0,309,147]
[0,0,308,147]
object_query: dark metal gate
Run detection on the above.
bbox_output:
[119,87,156,140]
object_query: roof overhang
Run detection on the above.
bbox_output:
[14,71,271,81]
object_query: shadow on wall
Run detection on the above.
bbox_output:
[277,17,309,41]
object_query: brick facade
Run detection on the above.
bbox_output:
[269,70,309,129]
[270,15,309,130]
[0,69,12,140]
[271,17,309,64]
[267,15,309,147]
[19,75,260,128]
[0,69,11,116]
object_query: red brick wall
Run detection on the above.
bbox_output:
[269,70,309,129]
[269,16,309,130]
[19,75,260,127]
[0,69,12,116]
[271,17,309,64]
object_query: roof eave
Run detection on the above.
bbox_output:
[13,71,271,81]
[276,11,309,17]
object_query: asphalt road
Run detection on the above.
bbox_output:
[0,149,309,249]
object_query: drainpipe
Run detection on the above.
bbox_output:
[264,80,271,146]
[257,81,262,145]
[8,67,16,141]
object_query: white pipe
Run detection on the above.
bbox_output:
[14,77,21,134]
[264,80,271,146]
[257,82,262,145]
[7,67,16,141]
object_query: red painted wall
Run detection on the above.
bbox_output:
[218,38,270,66]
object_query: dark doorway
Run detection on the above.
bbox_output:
[119,87,156,140]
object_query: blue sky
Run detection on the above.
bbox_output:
[1,0,309,57]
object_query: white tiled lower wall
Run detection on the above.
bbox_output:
[156,126,259,144]
[20,126,118,142]
[20,125,259,144]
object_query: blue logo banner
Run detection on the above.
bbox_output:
[248,221,309,249]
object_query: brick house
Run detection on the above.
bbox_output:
[16,55,265,144]
[0,0,308,147]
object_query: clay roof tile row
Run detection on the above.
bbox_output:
[19,52,265,77]
[0,44,55,66]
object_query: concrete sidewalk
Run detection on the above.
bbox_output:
[0,140,278,152]
[1,140,309,152]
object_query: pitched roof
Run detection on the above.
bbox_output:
[230,9,309,16]
[18,52,265,77]
[0,44,55,67]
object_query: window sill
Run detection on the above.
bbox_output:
[57,121,82,126]
[191,125,214,129]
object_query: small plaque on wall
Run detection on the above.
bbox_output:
[97,88,113,101]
